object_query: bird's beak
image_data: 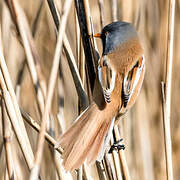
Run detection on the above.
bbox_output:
[94,33,101,38]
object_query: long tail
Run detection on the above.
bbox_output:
[55,103,114,171]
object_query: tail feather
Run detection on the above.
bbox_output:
[86,120,112,164]
[63,104,103,170]
[56,103,114,171]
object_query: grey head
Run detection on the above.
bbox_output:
[100,21,138,55]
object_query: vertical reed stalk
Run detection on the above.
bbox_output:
[161,0,175,179]
[114,126,131,180]
[2,99,15,179]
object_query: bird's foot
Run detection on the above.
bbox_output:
[108,139,125,153]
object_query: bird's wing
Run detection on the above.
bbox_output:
[122,55,145,108]
[98,56,116,103]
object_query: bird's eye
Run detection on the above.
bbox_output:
[105,31,109,36]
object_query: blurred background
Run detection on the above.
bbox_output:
[0,0,179,179]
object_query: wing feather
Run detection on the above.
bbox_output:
[122,55,145,107]
[98,56,116,103]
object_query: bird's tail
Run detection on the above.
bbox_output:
[55,103,114,171]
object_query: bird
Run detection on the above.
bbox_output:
[55,21,145,171]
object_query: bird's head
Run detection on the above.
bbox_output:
[94,21,138,55]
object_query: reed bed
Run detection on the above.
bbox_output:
[0,0,179,179]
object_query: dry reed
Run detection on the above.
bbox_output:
[0,0,178,179]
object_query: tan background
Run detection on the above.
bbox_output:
[0,0,179,179]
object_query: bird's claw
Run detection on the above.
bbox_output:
[108,139,125,153]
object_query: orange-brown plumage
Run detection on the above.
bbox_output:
[55,21,145,171]
[107,37,144,74]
